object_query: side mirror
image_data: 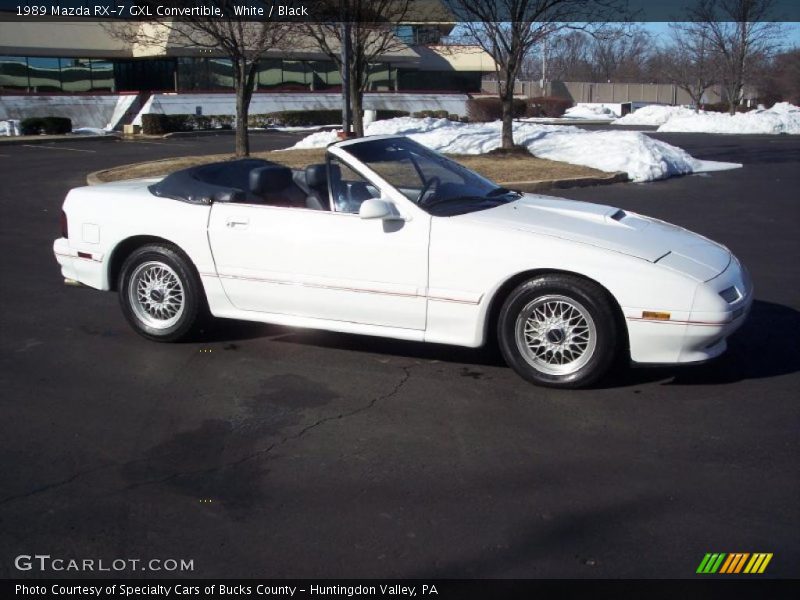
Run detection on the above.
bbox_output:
[359,198,398,220]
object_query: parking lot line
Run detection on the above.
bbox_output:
[124,139,193,147]
[22,144,96,153]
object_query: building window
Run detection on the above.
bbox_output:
[397,69,482,93]
[393,25,442,45]
[115,59,175,92]
[177,57,209,90]
[89,59,114,91]
[60,58,92,92]
[282,60,307,87]
[0,56,29,91]
[309,60,340,90]
[257,59,282,89]
[367,63,393,91]
[27,57,61,92]
[209,58,234,89]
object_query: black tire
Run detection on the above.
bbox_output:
[497,274,619,388]
[118,243,205,342]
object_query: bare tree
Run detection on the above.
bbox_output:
[523,30,593,81]
[548,31,594,81]
[304,0,413,137]
[589,26,653,82]
[756,48,800,105]
[449,0,621,149]
[688,0,784,114]
[105,1,293,156]
[661,22,717,110]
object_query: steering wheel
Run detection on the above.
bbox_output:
[417,176,441,205]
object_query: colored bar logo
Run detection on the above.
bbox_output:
[697,553,773,574]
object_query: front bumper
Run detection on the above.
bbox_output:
[627,256,753,364]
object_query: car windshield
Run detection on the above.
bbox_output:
[343,137,521,216]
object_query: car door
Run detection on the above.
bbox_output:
[207,160,430,331]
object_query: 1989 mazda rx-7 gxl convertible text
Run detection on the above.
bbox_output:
[54,135,752,388]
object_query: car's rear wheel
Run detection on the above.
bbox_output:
[497,275,619,388]
[119,244,204,342]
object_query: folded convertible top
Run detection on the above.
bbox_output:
[149,158,280,204]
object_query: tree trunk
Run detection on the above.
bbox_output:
[727,86,738,115]
[234,60,255,157]
[500,81,515,149]
[351,77,364,137]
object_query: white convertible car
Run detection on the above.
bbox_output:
[54,135,752,388]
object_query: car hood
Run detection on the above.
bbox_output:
[464,194,731,282]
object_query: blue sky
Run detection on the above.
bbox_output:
[643,21,800,49]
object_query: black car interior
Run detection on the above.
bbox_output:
[149,158,336,211]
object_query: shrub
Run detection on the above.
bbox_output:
[411,109,452,119]
[143,113,237,134]
[212,115,233,129]
[375,110,410,121]
[526,96,572,118]
[192,115,212,130]
[141,114,168,135]
[248,114,271,128]
[41,117,72,134]
[20,116,72,135]
[448,114,460,121]
[20,117,45,135]
[701,102,754,113]
[264,110,341,126]
[466,97,527,122]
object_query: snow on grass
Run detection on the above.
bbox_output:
[289,117,740,182]
[613,102,800,134]
[657,102,800,134]
[562,103,619,120]
[613,105,698,126]
[72,127,112,135]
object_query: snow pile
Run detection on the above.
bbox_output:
[527,129,741,181]
[613,105,698,126]
[72,127,112,136]
[289,117,740,182]
[0,119,20,136]
[563,103,619,120]
[657,102,800,134]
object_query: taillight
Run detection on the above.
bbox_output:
[60,210,68,238]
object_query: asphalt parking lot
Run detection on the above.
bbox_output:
[0,131,797,579]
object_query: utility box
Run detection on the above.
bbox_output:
[123,124,141,135]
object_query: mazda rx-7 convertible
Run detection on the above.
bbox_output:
[54,135,752,388]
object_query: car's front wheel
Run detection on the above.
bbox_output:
[118,244,204,342]
[497,275,620,388]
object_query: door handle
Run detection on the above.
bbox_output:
[226,217,249,228]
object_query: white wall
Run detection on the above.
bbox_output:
[133,92,469,124]
[0,94,138,130]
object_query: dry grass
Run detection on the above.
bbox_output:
[93,147,614,188]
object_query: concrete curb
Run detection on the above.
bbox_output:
[161,127,336,139]
[86,155,186,186]
[0,134,120,146]
[503,172,628,192]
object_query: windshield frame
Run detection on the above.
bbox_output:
[330,136,519,217]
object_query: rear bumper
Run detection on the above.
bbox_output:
[53,237,106,289]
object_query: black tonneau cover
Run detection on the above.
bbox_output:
[148,158,280,204]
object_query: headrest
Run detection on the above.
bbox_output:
[305,164,328,188]
[250,165,292,195]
